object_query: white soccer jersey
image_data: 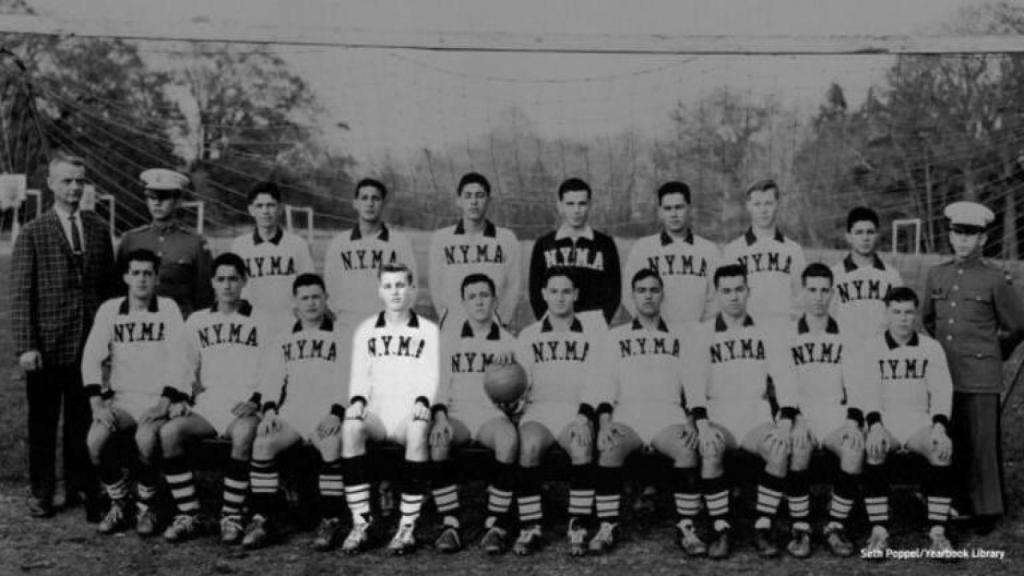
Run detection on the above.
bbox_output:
[349,311,440,422]
[829,253,903,341]
[622,230,720,324]
[722,228,806,320]
[81,296,188,398]
[260,317,351,433]
[182,301,272,411]
[517,316,611,409]
[323,224,418,325]
[861,330,952,425]
[428,220,522,325]
[231,228,314,330]
[438,319,517,412]
[606,318,695,408]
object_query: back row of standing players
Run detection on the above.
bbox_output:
[93,169,1020,558]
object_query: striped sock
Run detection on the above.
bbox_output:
[672,467,701,520]
[319,459,345,520]
[863,463,889,526]
[517,466,543,526]
[99,449,128,501]
[485,461,515,528]
[568,464,595,520]
[925,464,954,526]
[786,469,811,531]
[163,457,200,515]
[594,466,623,522]
[431,460,460,526]
[829,471,858,525]
[249,458,280,517]
[755,470,785,524]
[221,458,249,518]
[136,463,160,512]
[399,461,429,527]
[104,475,130,501]
[702,475,731,531]
[342,456,371,524]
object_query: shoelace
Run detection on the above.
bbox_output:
[517,526,541,544]
[594,523,615,541]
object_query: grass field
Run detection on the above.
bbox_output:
[2,242,1024,575]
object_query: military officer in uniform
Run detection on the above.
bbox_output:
[922,200,1024,534]
[116,169,213,317]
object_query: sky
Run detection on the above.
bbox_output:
[25,0,981,163]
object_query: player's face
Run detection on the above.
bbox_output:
[802,276,833,317]
[746,188,778,229]
[123,261,157,300]
[558,190,590,229]
[212,265,246,306]
[950,229,985,259]
[379,271,414,313]
[846,220,878,256]
[354,186,384,223]
[716,275,749,318]
[248,193,280,229]
[457,183,490,223]
[462,281,497,323]
[886,300,917,338]
[543,276,577,319]
[294,284,327,323]
[632,276,664,318]
[47,161,86,212]
[145,192,179,223]
[658,193,690,234]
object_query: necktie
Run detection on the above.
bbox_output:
[69,213,83,254]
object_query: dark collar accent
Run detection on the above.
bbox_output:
[454,219,497,238]
[350,223,390,242]
[293,316,335,333]
[253,227,284,246]
[631,317,670,332]
[797,315,839,335]
[884,330,919,349]
[660,229,694,246]
[209,300,254,316]
[541,316,583,333]
[714,314,754,332]
[843,253,886,273]
[744,227,784,246]
[460,320,501,340]
[119,296,159,315]
[374,309,420,329]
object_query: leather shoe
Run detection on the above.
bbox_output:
[29,497,55,518]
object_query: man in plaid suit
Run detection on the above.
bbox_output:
[11,154,116,520]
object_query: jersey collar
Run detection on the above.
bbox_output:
[208,300,253,317]
[714,313,754,332]
[744,227,785,246]
[555,224,594,241]
[842,253,885,273]
[631,317,670,332]
[460,320,501,340]
[797,315,839,334]
[118,296,159,315]
[541,315,583,333]
[454,219,497,238]
[660,229,694,246]
[884,330,919,349]
[292,316,335,333]
[253,227,284,246]
[374,309,420,329]
[350,223,390,242]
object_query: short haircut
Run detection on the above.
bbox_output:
[248,181,281,204]
[657,181,691,205]
[713,263,747,289]
[631,268,664,290]
[557,177,591,200]
[355,178,388,199]
[124,249,161,273]
[746,178,779,199]
[293,272,326,295]
[457,172,491,196]
[885,286,919,308]
[543,266,576,289]
[379,262,414,284]
[212,253,248,279]
[48,153,85,174]
[461,272,496,299]
[846,206,879,231]
[801,262,833,286]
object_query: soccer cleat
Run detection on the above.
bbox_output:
[707,528,731,560]
[312,517,343,551]
[786,527,812,558]
[434,525,462,553]
[388,522,417,556]
[480,526,509,555]
[342,519,373,555]
[513,524,544,556]
[863,525,889,560]
[242,514,273,549]
[135,506,159,537]
[587,521,618,554]
[567,517,589,557]
[98,500,131,535]
[824,524,854,558]
[164,513,204,543]
[755,528,780,558]
[675,520,707,557]
[928,527,957,561]
[220,515,244,545]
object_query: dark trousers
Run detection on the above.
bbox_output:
[26,365,97,502]
[951,392,1004,517]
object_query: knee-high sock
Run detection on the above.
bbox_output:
[99,447,128,501]
[925,464,954,527]
[431,459,460,525]
[862,463,889,527]
[221,458,249,518]
[755,469,786,525]
[163,456,199,515]
[786,469,811,530]
[249,458,280,518]
[399,461,430,527]
[594,466,623,523]
[318,458,346,520]
[136,462,160,512]
[828,470,859,527]
[342,455,371,524]
[672,467,701,522]
[486,461,516,529]
[702,475,731,531]
[568,464,595,520]
[516,466,543,526]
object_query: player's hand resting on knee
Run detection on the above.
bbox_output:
[930,422,952,463]
[696,420,723,455]
[791,422,813,452]
[430,416,453,447]
[317,413,342,438]
[345,402,365,421]
[168,401,191,419]
[569,414,593,450]
[597,422,622,451]
[865,423,889,462]
[679,421,699,451]
[232,400,259,418]
[840,420,864,452]
[91,399,117,431]
[412,401,431,422]
[139,400,170,424]
[258,410,280,436]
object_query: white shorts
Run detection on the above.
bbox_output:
[709,400,773,443]
[192,403,237,437]
[111,390,161,422]
[615,402,687,445]
[449,405,507,440]
[279,401,332,440]
[798,404,846,444]
[882,410,931,446]
[520,401,577,436]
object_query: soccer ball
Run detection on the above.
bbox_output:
[483,362,527,404]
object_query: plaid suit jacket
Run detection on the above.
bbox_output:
[11,209,116,367]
